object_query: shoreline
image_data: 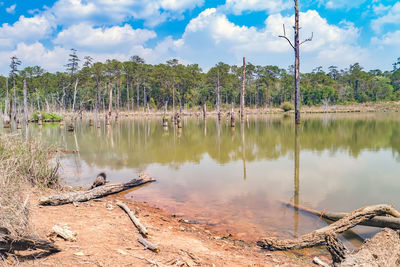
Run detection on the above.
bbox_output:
[24,187,328,266]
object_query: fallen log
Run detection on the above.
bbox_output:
[257,204,400,251]
[137,236,159,253]
[338,228,400,266]
[281,200,400,229]
[39,174,155,206]
[116,201,148,237]
[0,229,59,253]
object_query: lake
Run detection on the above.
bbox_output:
[2,113,400,245]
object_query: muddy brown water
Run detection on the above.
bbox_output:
[2,113,400,247]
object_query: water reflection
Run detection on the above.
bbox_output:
[2,113,400,242]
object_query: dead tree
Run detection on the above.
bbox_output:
[240,57,246,120]
[108,83,113,117]
[279,0,313,124]
[23,79,28,124]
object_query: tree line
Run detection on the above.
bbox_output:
[1,50,400,116]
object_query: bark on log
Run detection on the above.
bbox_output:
[0,231,59,253]
[257,204,400,250]
[116,201,148,237]
[137,236,159,253]
[39,174,155,206]
[50,225,77,242]
[338,228,400,266]
[281,200,400,229]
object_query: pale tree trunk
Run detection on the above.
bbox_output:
[136,79,139,112]
[143,86,147,113]
[108,82,113,116]
[126,78,130,112]
[294,0,300,124]
[241,57,246,119]
[23,79,28,123]
[12,77,16,121]
[217,74,221,120]
[172,84,175,114]
[72,78,79,112]
[5,78,9,118]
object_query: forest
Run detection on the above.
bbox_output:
[1,50,400,113]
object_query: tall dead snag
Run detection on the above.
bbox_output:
[257,204,400,250]
[108,83,113,117]
[240,57,246,120]
[279,0,313,124]
[23,79,28,124]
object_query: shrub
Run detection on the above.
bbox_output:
[280,101,294,112]
[30,112,63,122]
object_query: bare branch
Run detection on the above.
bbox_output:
[278,24,295,50]
[300,32,313,45]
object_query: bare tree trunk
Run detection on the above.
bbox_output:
[23,79,28,123]
[143,85,147,113]
[241,57,246,119]
[126,78,130,112]
[72,78,79,112]
[172,84,175,114]
[5,78,9,119]
[12,77,16,121]
[217,73,221,120]
[294,0,300,124]
[136,79,139,112]
[108,82,113,117]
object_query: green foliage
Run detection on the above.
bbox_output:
[280,101,293,112]
[31,112,63,122]
[1,57,400,112]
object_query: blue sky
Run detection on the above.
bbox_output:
[0,0,399,74]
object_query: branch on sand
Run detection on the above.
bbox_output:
[39,174,155,206]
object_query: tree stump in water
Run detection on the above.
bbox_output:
[67,124,74,132]
[89,119,93,126]
[162,117,168,127]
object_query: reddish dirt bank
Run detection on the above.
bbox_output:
[12,190,332,266]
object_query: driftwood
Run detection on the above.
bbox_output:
[338,228,400,266]
[257,204,400,250]
[0,228,59,253]
[282,200,400,229]
[116,201,148,237]
[50,225,77,242]
[138,236,159,253]
[39,174,155,206]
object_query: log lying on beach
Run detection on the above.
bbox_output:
[257,204,400,251]
[0,228,59,253]
[116,201,148,237]
[39,174,155,206]
[281,200,400,229]
[137,236,159,253]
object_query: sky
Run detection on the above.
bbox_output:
[0,0,399,75]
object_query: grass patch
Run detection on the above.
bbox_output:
[0,134,59,237]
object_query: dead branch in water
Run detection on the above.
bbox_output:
[257,204,400,251]
[116,201,148,237]
[39,174,155,206]
[281,200,400,229]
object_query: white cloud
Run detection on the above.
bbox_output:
[371,30,400,47]
[167,8,364,70]
[324,0,366,9]
[0,42,69,73]
[5,3,16,14]
[48,0,204,27]
[0,15,54,49]
[371,2,400,33]
[224,0,291,15]
[54,24,156,53]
